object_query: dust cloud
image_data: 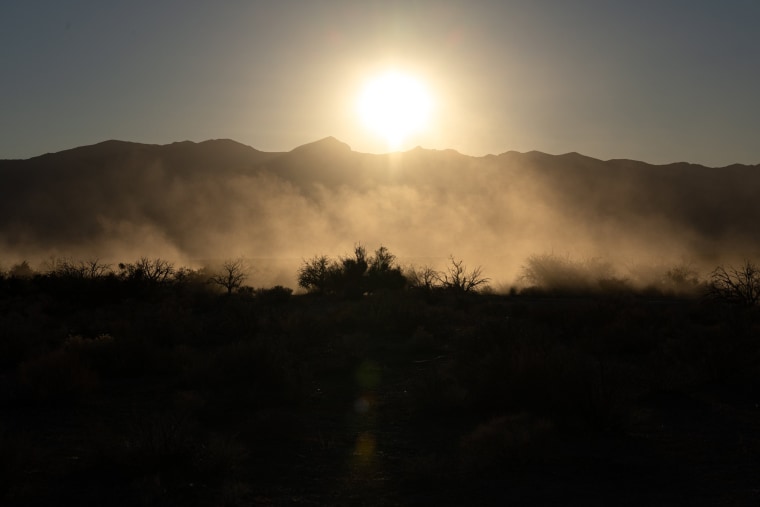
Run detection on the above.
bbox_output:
[1,138,758,290]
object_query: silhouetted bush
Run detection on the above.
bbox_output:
[180,338,303,407]
[208,258,248,295]
[48,257,112,279]
[366,246,406,292]
[89,407,253,506]
[65,333,168,379]
[460,413,558,472]
[118,257,175,284]
[336,245,369,298]
[405,264,439,292]
[255,285,293,305]
[3,249,760,506]
[663,261,702,294]
[0,427,38,500]
[436,256,490,294]
[297,254,333,294]
[16,346,98,403]
[8,260,35,279]
[298,244,406,297]
[708,260,760,306]
[520,253,615,294]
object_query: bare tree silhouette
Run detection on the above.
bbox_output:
[708,260,760,306]
[119,257,175,283]
[437,256,489,293]
[50,258,112,279]
[406,265,439,292]
[208,258,248,295]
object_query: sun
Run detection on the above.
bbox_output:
[356,71,433,151]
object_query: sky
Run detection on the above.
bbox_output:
[2,0,759,166]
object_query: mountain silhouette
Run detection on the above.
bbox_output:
[1,138,758,283]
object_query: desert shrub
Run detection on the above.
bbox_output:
[207,258,249,295]
[121,410,197,471]
[158,293,258,347]
[48,257,112,279]
[117,258,176,298]
[411,359,468,413]
[92,409,201,504]
[256,285,293,305]
[216,479,254,507]
[654,319,760,390]
[0,311,49,371]
[662,261,702,294]
[337,245,370,298]
[436,256,489,294]
[122,257,175,283]
[596,276,634,295]
[446,321,625,433]
[350,290,426,338]
[339,331,372,362]
[172,266,212,300]
[87,407,253,506]
[707,260,760,306]
[297,255,334,294]
[195,433,249,478]
[64,333,165,379]
[405,264,440,292]
[180,339,302,407]
[621,260,703,296]
[366,246,406,292]
[8,260,35,279]
[460,413,557,472]
[408,326,437,352]
[16,347,98,403]
[298,245,406,297]
[520,253,615,294]
[0,427,39,500]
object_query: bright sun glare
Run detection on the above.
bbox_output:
[356,71,433,151]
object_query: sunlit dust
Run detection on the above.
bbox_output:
[356,71,433,151]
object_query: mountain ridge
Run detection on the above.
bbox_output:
[1,137,758,287]
[5,137,758,168]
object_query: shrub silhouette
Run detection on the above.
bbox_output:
[2,248,760,506]
[708,260,760,306]
[366,246,406,292]
[520,253,617,294]
[405,264,439,292]
[49,257,112,279]
[255,285,293,305]
[208,258,248,295]
[298,244,406,297]
[297,255,333,294]
[460,413,557,472]
[663,262,701,292]
[118,257,175,284]
[9,260,35,279]
[16,347,98,403]
[436,256,489,294]
[336,245,369,298]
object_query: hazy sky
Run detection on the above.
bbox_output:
[2,1,759,166]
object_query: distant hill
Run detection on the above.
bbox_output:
[1,138,758,285]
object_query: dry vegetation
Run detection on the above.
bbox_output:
[1,250,759,505]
